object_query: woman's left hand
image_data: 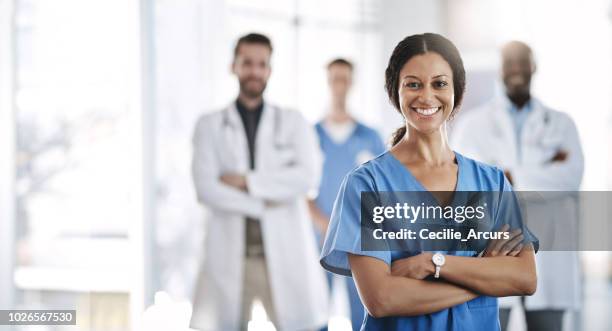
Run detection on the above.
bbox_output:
[391,252,435,280]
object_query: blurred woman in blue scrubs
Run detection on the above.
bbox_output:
[309,58,385,330]
[320,33,539,331]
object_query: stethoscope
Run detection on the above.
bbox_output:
[543,111,550,125]
[491,104,551,138]
[221,104,286,150]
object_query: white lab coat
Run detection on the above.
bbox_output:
[189,103,329,330]
[450,94,584,311]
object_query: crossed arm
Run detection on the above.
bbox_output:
[348,226,537,318]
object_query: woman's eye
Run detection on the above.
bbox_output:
[434,81,449,88]
[404,82,420,89]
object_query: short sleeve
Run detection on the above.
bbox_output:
[495,174,540,253]
[320,170,392,277]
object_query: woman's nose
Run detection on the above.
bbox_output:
[417,86,435,104]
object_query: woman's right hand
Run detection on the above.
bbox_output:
[483,224,524,257]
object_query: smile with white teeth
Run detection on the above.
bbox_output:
[412,107,441,116]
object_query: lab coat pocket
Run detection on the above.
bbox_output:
[273,144,297,167]
[531,119,564,151]
[218,152,244,173]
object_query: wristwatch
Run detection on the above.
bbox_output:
[432,252,446,279]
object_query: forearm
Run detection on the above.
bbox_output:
[307,200,329,234]
[247,166,316,202]
[440,250,536,297]
[194,177,264,218]
[512,131,584,190]
[512,161,583,190]
[349,254,477,318]
[378,277,478,317]
[192,125,265,217]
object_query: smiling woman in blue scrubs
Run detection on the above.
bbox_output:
[320,33,538,331]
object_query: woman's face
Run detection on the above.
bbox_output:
[398,52,454,134]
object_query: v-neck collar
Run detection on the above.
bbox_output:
[318,121,359,147]
[386,150,464,195]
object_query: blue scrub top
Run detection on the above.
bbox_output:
[320,151,538,331]
[315,121,386,217]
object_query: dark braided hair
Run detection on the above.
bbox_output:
[385,33,466,146]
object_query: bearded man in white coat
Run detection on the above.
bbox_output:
[189,33,328,331]
[451,41,584,331]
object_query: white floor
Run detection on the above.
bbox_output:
[143,276,612,331]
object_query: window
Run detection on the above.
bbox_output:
[12,0,145,329]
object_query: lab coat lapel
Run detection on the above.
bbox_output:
[490,96,519,165]
[224,103,250,172]
[254,103,275,171]
[521,98,546,146]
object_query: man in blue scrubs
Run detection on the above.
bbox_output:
[308,58,386,331]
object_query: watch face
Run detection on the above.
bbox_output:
[433,253,445,265]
